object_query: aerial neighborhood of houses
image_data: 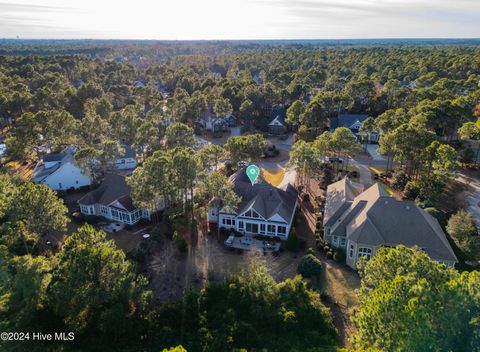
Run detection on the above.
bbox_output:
[16,99,459,270]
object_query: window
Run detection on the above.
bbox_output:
[58,182,62,189]
[245,223,258,233]
[349,244,354,258]
[76,180,79,184]
[267,224,276,234]
[238,221,244,230]
[244,209,260,218]
[340,238,346,247]
[277,226,286,235]
[358,247,372,260]
[332,236,338,245]
[260,224,266,234]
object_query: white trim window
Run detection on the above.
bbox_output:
[340,238,347,247]
[260,224,266,234]
[332,236,338,246]
[349,244,355,258]
[358,247,372,260]
[267,224,276,235]
[243,209,261,219]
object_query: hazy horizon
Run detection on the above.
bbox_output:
[1,0,480,40]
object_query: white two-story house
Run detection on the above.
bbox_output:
[208,168,298,240]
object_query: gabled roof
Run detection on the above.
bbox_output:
[323,178,365,227]
[224,168,297,222]
[330,114,369,130]
[269,105,286,126]
[78,173,136,211]
[330,182,458,263]
[32,145,78,182]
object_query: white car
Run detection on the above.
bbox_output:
[225,235,235,246]
[237,160,249,168]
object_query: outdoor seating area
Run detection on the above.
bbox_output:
[224,234,281,253]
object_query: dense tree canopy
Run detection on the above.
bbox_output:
[352,246,480,352]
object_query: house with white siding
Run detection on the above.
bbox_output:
[208,168,298,240]
[112,145,137,170]
[32,145,92,190]
[323,178,458,269]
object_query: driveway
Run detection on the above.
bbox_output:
[365,144,386,161]
[456,172,480,228]
[278,169,297,188]
[351,159,372,186]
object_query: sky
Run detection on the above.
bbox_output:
[0,0,479,40]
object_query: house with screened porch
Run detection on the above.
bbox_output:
[207,168,298,240]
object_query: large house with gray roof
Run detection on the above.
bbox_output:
[207,168,298,240]
[323,178,457,269]
[78,173,157,225]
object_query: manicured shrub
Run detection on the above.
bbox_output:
[298,254,323,278]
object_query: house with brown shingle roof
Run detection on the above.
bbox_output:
[323,178,457,269]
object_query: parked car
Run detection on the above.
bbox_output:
[237,160,249,168]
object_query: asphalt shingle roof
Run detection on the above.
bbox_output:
[327,181,457,263]
[330,114,369,130]
[227,168,297,222]
[78,173,136,211]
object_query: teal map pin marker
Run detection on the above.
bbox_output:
[246,165,260,185]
